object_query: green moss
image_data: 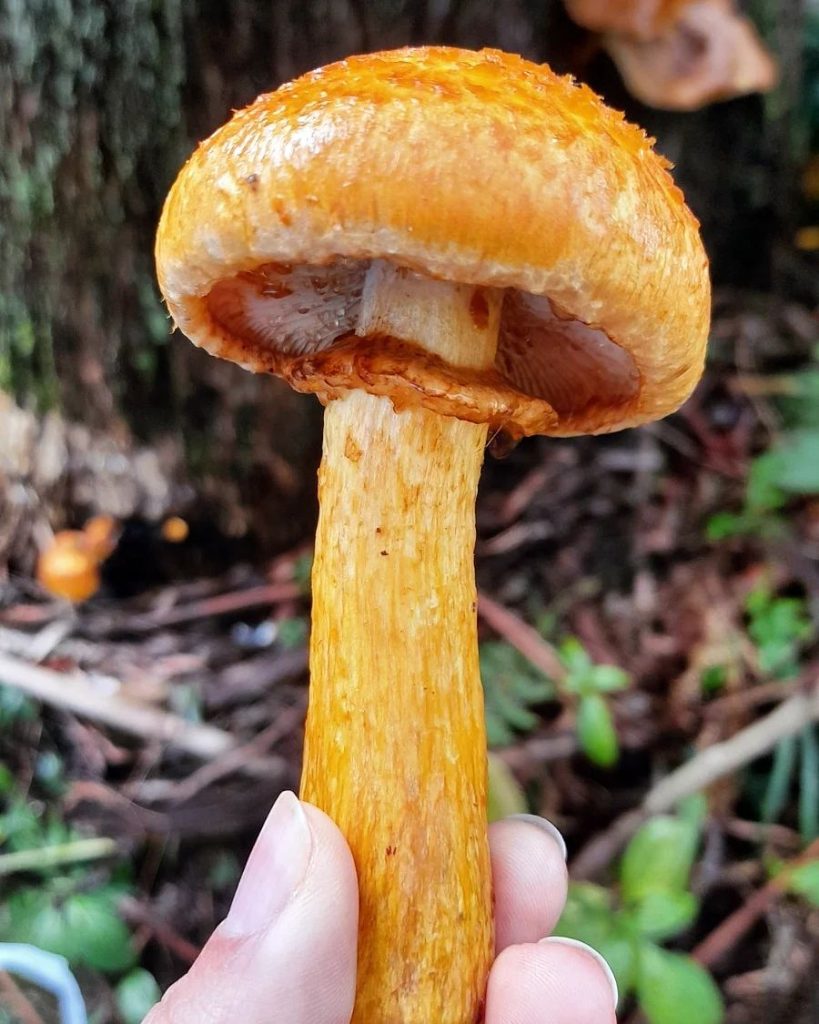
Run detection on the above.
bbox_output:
[0,0,185,411]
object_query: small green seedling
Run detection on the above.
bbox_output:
[480,633,629,767]
[557,637,629,767]
[556,800,724,1024]
[706,450,789,541]
[745,586,812,680]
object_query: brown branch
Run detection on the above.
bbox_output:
[0,651,236,760]
[702,678,801,719]
[477,592,566,681]
[168,701,305,804]
[105,581,301,634]
[119,896,201,965]
[0,972,45,1024]
[497,730,577,771]
[691,839,819,968]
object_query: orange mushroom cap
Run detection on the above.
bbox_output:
[83,514,119,561]
[156,46,710,438]
[161,516,189,543]
[37,532,101,603]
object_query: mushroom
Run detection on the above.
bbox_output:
[565,0,777,110]
[36,515,118,603]
[155,47,709,1023]
[37,530,102,603]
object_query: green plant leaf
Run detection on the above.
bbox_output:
[700,664,728,695]
[555,884,638,998]
[0,684,38,729]
[116,968,161,1024]
[63,889,136,972]
[620,816,699,905]
[487,752,527,822]
[576,694,619,768]
[555,884,618,953]
[292,553,314,593]
[629,889,698,941]
[786,859,819,905]
[277,617,308,649]
[677,793,709,829]
[0,798,42,850]
[706,511,749,541]
[558,637,593,678]
[768,430,819,494]
[746,587,811,680]
[637,944,723,1024]
[761,736,798,824]
[745,451,787,513]
[1,884,135,973]
[587,665,630,693]
[799,726,819,842]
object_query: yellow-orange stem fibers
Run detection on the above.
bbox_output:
[301,263,501,1023]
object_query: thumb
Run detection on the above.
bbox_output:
[145,792,358,1024]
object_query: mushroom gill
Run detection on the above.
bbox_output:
[205,258,638,422]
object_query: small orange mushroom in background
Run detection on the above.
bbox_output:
[155,47,710,1023]
[36,514,190,603]
[160,515,189,543]
[36,531,103,603]
[37,515,120,602]
[81,514,119,561]
[565,0,777,110]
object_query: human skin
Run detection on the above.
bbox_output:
[144,793,619,1024]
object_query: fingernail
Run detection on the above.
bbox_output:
[539,937,619,1007]
[223,791,313,936]
[508,813,567,861]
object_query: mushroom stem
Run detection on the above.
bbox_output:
[301,261,502,1023]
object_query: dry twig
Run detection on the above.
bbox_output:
[0,651,236,760]
[0,971,45,1024]
[113,581,301,633]
[168,702,305,803]
[0,836,118,877]
[691,838,819,968]
[119,896,201,965]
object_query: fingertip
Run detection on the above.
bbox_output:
[540,937,619,1006]
[299,799,359,902]
[146,796,359,1024]
[506,814,567,860]
[486,940,618,1024]
[488,816,569,951]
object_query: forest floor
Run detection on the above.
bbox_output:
[0,289,818,1024]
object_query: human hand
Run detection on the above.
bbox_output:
[145,792,618,1023]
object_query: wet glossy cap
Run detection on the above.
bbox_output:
[156,46,710,437]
